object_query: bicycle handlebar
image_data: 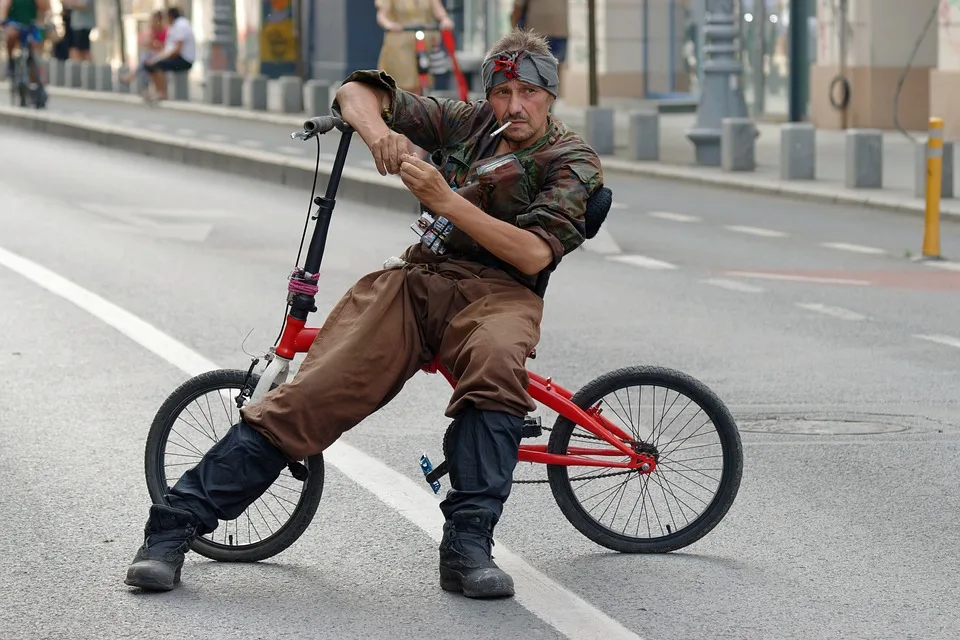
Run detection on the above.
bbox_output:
[290,116,353,141]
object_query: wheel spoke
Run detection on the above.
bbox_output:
[553,370,739,550]
[152,376,320,554]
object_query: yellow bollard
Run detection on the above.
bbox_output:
[922,117,943,259]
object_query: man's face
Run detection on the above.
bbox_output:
[488,79,554,147]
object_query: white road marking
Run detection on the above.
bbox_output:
[609,254,678,270]
[724,225,788,238]
[204,133,229,142]
[175,128,198,136]
[924,260,960,272]
[702,278,764,293]
[795,303,866,321]
[820,242,887,255]
[119,119,135,127]
[0,245,641,640]
[582,227,622,255]
[238,139,263,148]
[723,271,872,286]
[146,123,165,132]
[648,211,701,223]
[914,334,960,349]
[275,147,303,155]
[609,202,628,210]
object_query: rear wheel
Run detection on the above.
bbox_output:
[144,369,325,562]
[547,366,743,553]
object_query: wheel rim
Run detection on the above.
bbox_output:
[558,381,733,545]
[156,383,312,550]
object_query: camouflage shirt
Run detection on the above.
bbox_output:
[331,69,604,290]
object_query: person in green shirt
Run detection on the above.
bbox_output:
[1,0,50,86]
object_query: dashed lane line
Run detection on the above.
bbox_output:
[914,334,960,350]
[924,260,960,272]
[0,245,642,640]
[820,242,887,255]
[238,139,263,148]
[724,225,788,238]
[608,254,678,270]
[796,303,866,321]
[582,227,622,255]
[702,278,764,293]
[648,211,701,223]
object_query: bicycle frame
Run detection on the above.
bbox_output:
[250,116,655,474]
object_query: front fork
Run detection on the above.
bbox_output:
[235,351,309,481]
[249,351,291,404]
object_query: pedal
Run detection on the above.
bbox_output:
[521,416,542,438]
[425,460,449,486]
[287,461,309,482]
[419,454,446,493]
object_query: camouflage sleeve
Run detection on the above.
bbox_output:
[330,69,489,152]
[515,151,604,268]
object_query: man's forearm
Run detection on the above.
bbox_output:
[436,193,553,275]
[0,0,11,20]
[335,82,392,147]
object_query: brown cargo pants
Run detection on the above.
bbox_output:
[240,255,543,462]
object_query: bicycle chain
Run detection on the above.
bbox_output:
[513,424,637,485]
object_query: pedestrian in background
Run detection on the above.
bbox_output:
[120,10,166,86]
[61,0,93,61]
[375,0,454,95]
[512,0,567,66]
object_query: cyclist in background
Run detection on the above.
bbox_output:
[1,0,50,94]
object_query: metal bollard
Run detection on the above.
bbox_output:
[922,117,944,259]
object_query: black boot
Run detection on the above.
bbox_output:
[439,508,514,598]
[124,420,289,590]
[438,407,523,598]
[124,504,199,591]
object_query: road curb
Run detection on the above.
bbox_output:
[601,158,960,219]
[0,105,417,212]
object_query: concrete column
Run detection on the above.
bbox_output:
[810,0,938,131]
[931,1,960,138]
[562,0,687,106]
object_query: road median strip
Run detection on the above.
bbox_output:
[0,104,416,212]
[4,87,960,220]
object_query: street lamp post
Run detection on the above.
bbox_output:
[686,0,750,166]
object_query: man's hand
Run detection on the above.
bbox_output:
[371,132,414,176]
[399,154,453,210]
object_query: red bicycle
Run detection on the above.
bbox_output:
[143,116,743,562]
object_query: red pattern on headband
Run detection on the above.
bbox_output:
[492,53,522,80]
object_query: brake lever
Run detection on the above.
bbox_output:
[290,130,313,141]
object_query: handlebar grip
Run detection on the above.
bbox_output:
[301,116,354,137]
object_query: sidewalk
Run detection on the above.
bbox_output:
[4,80,959,218]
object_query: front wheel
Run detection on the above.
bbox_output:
[144,368,325,563]
[547,366,743,553]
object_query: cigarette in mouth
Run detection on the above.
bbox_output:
[491,121,512,137]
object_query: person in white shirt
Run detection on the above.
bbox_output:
[142,6,195,101]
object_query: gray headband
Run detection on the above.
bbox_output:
[481,51,559,97]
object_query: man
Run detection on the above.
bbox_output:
[124,28,603,599]
[512,0,568,66]
[1,0,49,90]
[141,6,194,100]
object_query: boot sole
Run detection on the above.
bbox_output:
[124,565,181,592]
[439,568,515,599]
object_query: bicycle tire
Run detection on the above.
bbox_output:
[546,366,743,554]
[144,368,325,563]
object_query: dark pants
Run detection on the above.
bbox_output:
[144,55,192,73]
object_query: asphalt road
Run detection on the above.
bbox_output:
[1,125,959,640]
